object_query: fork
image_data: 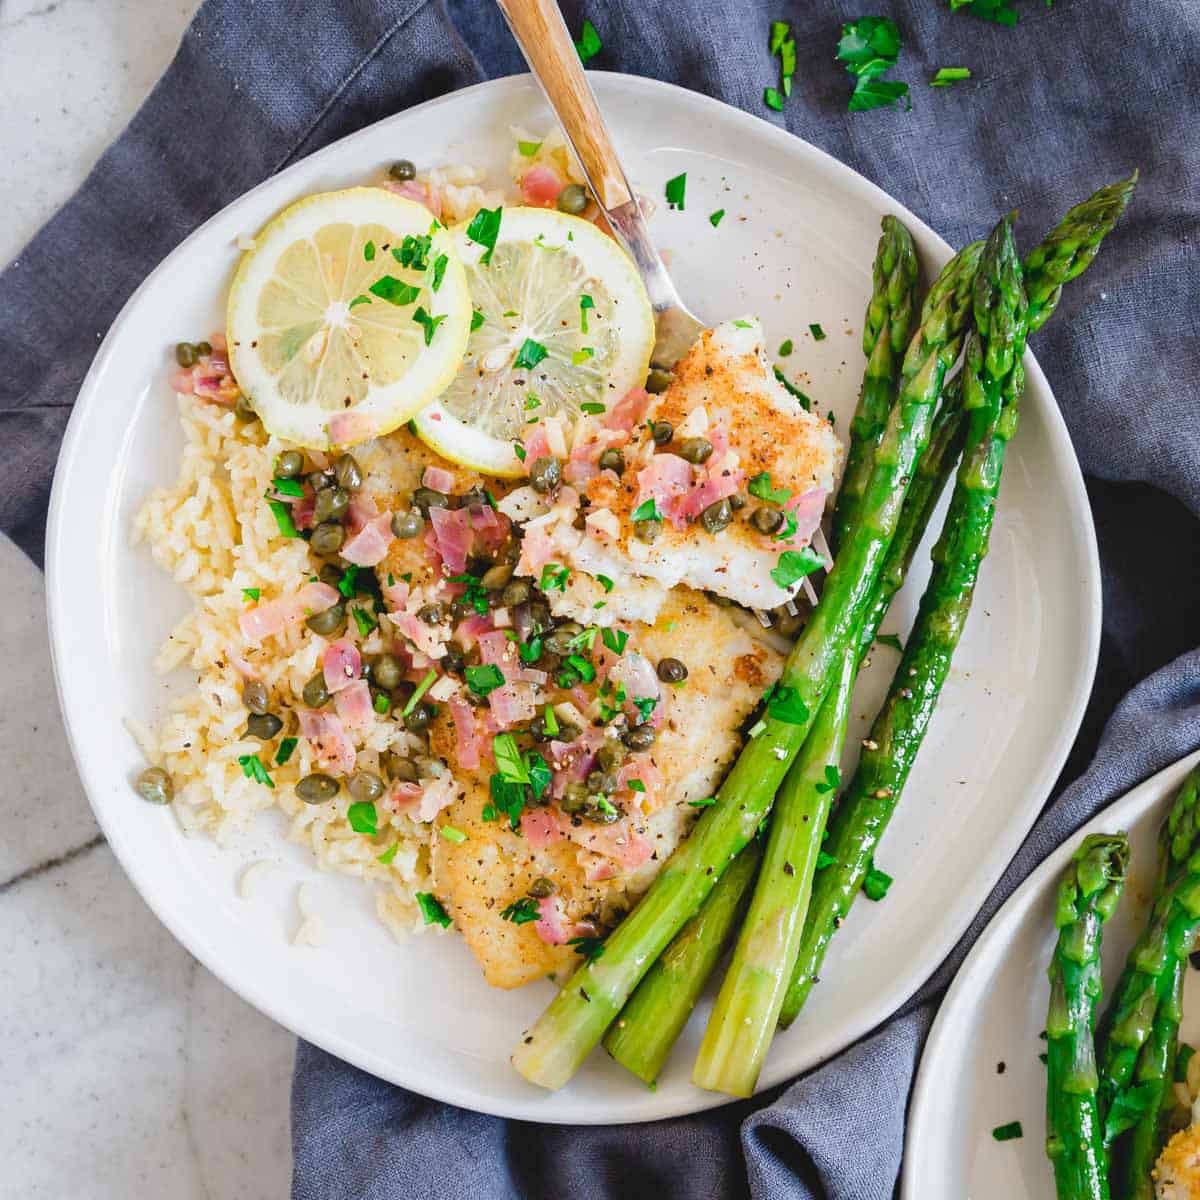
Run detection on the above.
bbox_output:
[495,0,706,368]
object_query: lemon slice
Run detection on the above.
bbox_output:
[413,207,654,476]
[226,187,471,449]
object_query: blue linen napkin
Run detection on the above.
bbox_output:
[3,1,1198,1195]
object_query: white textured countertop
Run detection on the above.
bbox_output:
[0,2,294,1195]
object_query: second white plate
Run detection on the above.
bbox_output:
[46,72,1100,1123]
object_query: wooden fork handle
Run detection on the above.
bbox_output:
[495,0,634,211]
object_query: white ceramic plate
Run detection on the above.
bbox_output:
[46,73,1100,1124]
[904,750,1200,1197]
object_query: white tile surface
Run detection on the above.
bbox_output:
[0,0,297,1185]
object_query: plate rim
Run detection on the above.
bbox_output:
[45,69,1101,1124]
[901,748,1200,1196]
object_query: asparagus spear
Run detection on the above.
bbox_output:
[1098,766,1200,1135]
[780,177,1136,1028]
[692,644,857,1097]
[602,836,762,1084]
[1045,833,1130,1200]
[780,212,1029,1026]
[509,240,982,1092]
[832,216,920,551]
[1118,958,1184,1200]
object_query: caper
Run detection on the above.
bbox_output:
[412,486,450,515]
[679,437,714,465]
[597,448,625,476]
[729,492,747,511]
[529,456,562,494]
[333,454,363,492]
[657,656,688,683]
[596,740,628,771]
[528,876,557,898]
[634,518,662,543]
[391,508,424,539]
[302,671,330,708]
[369,653,403,691]
[392,680,417,707]
[314,486,349,524]
[556,721,581,744]
[646,367,674,394]
[317,564,342,590]
[556,183,588,215]
[417,602,444,625]
[275,450,304,478]
[441,643,466,676]
[561,781,589,814]
[585,799,621,824]
[751,505,785,535]
[529,713,556,742]
[459,485,489,510]
[650,421,674,446]
[175,342,197,368]
[310,522,346,556]
[349,771,385,802]
[135,766,173,805]
[623,723,657,750]
[241,679,270,714]
[195,340,213,358]
[247,712,283,740]
[482,562,514,591]
[305,601,346,637]
[587,769,619,796]
[234,393,257,422]
[380,751,418,783]
[414,755,442,779]
[545,622,582,655]
[501,579,531,607]
[296,773,339,804]
[404,701,436,732]
[529,600,552,629]
[388,159,416,181]
[307,470,333,493]
[700,497,733,534]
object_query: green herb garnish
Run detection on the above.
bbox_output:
[991,1121,1023,1142]
[596,574,614,593]
[770,547,824,589]
[237,754,274,789]
[470,308,485,331]
[395,233,431,270]
[465,205,503,264]
[748,471,793,505]
[363,240,376,262]
[401,669,438,716]
[517,139,542,157]
[539,562,569,592]
[631,498,663,523]
[430,253,448,291]
[601,627,628,655]
[931,66,971,87]
[773,365,811,408]
[351,606,378,637]
[863,863,894,901]
[876,633,904,652]
[500,896,541,925]
[275,737,298,766]
[349,295,371,309]
[416,892,452,927]
[764,87,785,112]
[764,682,810,726]
[377,843,399,866]
[809,323,826,341]
[514,338,549,370]
[778,339,793,357]
[814,765,841,795]
[664,172,687,211]
[568,935,606,962]
[465,664,505,697]
[347,800,378,835]
[836,16,910,113]
[369,275,421,306]
[574,18,602,63]
[580,293,595,333]
[267,500,299,538]
[242,587,261,602]
[412,306,446,345]
[439,825,467,844]
[273,477,305,498]
[709,209,725,227]
[688,796,717,807]
[573,348,595,366]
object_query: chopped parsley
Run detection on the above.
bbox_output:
[565,654,597,684]
[237,754,273,789]
[770,547,823,589]
[631,498,663,523]
[465,664,506,697]
[267,500,299,538]
[709,209,725,227]
[748,471,793,505]
[373,693,390,715]
[601,627,628,655]
[470,308,485,331]
[501,896,541,925]
[664,172,687,211]
[493,733,529,784]
[863,863,894,901]
[377,843,399,866]
[448,571,490,614]
[540,562,570,592]
[778,338,794,357]
[274,737,298,766]
[337,565,360,597]
[628,779,646,793]
[412,306,446,345]
[572,347,595,366]
[272,477,305,498]
[349,295,371,309]
[519,636,544,664]
[416,892,452,928]
[513,442,527,462]
[396,233,432,270]
[773,366,811,408]
[764,87,785,112]
[733,319,754,329]
[347,800,378,835]
[809,323,826,341]
[574,18,602,63]
[525,393,541,411]
[580,400,605,414]
[836,16,910,113]
[369,275,421,306]
[517,139,542,157]
[765,682,810,726]
[241,587,261,602]
[596,574,614,593]
[568,935,606,962]
[350,606,378,637]
[542,705,559,736]
[430,253,448,291]
[952,0,1019,27]
[816,850,837,869]
[401,669,437,716]
[580,293,595,333]
[931,66,971,87]
[465,205,503,264]
[514,338,549,370]
[688,796,717,807]
[814,765,841,795]
[439,825,467,845]
[991,1121,1023,1142]
[363,240,376,262]
[633,695,658,723]
[769,19,789,54]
